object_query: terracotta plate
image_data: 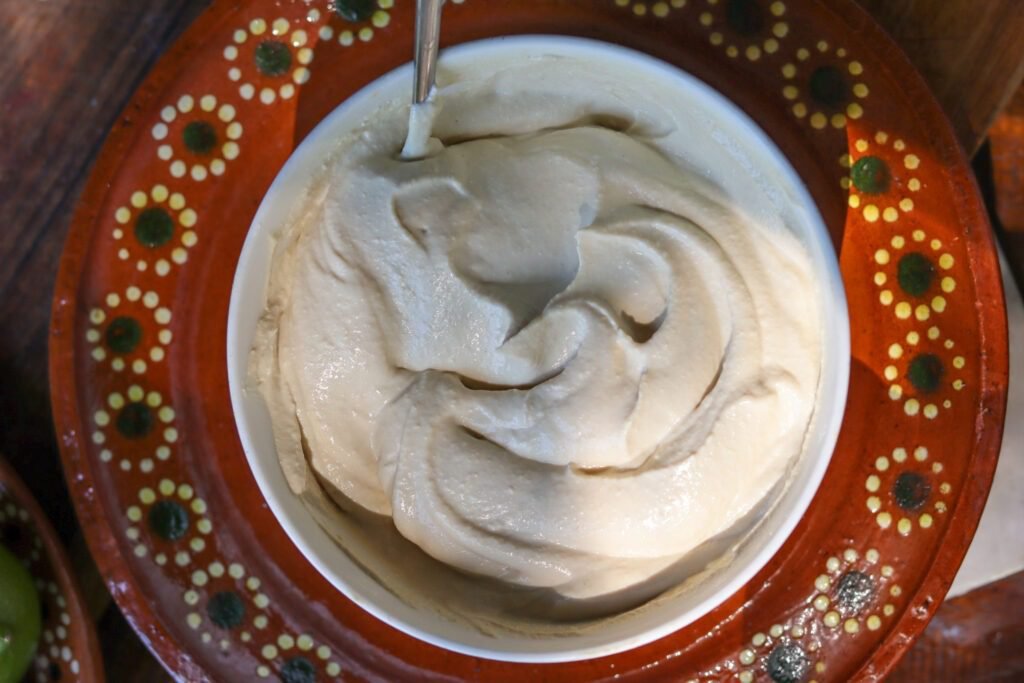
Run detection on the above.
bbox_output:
[0,457,104,683]
[50,0,1008,680]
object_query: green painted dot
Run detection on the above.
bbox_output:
[851,156,890,194]
[148,500,189,541]
[183,121,217,155]
[726,0,765,35]
[105,316,142,354]
[335,0,375,22]
[207,591,245,629]
[836,570,874,614]
[254,40,292,77]
[116,403,153,439]
[809,65,849,109]
[134,207,175,248]
[897,252,935,297]
[280,656,316,683]
[893,471,932,511]
[907,353,944,394]
[766,643,810,683]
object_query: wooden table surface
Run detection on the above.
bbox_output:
[1,0,1022,680]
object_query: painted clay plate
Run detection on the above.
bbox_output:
[50,0,1008,680]
[0,457,104,683]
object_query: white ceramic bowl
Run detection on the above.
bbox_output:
[227,36,849,663]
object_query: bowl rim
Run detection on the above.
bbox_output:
[226,34,850,663]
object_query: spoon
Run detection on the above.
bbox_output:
[413,0,443,105]
[401,0,443,159]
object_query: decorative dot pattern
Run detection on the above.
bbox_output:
[697,0,789,61]
[843,132,921,221]
[86,287,172,373]
[225,17,315,104]
[781,42,867,129]
[812,547,900,636]
[867,447,948,535]
[153,94,242,181]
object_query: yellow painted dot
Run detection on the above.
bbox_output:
[939,254,954,269]
[882,565,894,577]
[297,634,314,651]
[849,194,861,208]
[941,277,956,293]
[936,501,948,513]
[792,102,808,118]
[883,207,899,223]
[726,46,739,58]
[847,102,863,119]
[653,2,669,17]
[877,512,892,528]
[261,644,277,660]
[782,63,797,78]
[908,178,922,191]
[923,404,938,419]
[953,356,965,369]
[894,139,906,151]
[765,38,779,53]
[874,271,887,285]
[831,113,847,128]
[932,296,947,313]
[879,288,894,304]
[884,604,895,616]
[897,518,912,535]
[187,613,202,629]
[867,495,881,512]
[159,479,175,496]
[739,649,756,665]
[783,85,799,100]
[915,304,931,320]
[889,385,903,400]
[906,331,919,345]
[849,61,863,75]
[746,45,761,61]
[864,204,880,222]
[770,1,785,16]
[888,343,903,359]
[891,585,902,597]
[709,32,724,46]
[867,615,881,630]
[815,574,831,591]
[844,619,860,634]
[904,399,920,416]
[875,248,890,264]
[884,365,898,381]
[904,154,921,170]
[876,456,890,471]
[853,83,870,98]
[326,664,341,677]
[953,379,965,390]
[855,138,869,153]
[316,645,330,660]
[893,447,908,462]
[866,548,880,563]
[920,514,933,528]
[824,611,840,628]
[814,595,830,611]
[699,11,712,25]
[278,634,295,650]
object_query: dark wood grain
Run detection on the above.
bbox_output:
[857,0,1024,153]
[0,1,209,680]
[0,0,1021,680]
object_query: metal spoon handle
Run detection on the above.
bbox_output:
[413,0,443,104]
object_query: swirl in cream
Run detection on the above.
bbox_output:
[251,57,822,616]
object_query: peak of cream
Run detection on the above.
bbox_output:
[250,56,822,619]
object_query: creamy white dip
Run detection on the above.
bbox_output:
[251,55,822,622]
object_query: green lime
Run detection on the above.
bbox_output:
[0,542,41,683]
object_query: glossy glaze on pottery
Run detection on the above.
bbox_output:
[49,0,1008,680]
